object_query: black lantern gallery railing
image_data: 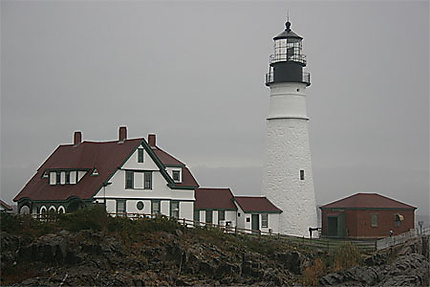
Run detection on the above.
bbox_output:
[269,53,307,65]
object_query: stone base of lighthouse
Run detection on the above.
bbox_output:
[261,118,318,237]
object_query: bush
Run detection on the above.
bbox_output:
[331,243,362,271]
[300,258,326,286]
[58,204,109,232]
[0,213,52,236]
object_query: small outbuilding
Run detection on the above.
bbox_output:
[320,193,416,239]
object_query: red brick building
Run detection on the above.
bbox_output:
[320,193,416,239]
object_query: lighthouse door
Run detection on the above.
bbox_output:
[252,214,260,231]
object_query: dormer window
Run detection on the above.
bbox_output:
[172,170,181,182]
[48,169,86,185]
[91,168,99,176]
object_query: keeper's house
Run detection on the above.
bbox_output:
[320,193,416,239]
[13,127,199,219]
[13,127,282,233]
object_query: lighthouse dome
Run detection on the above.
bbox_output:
[273,21,302,42]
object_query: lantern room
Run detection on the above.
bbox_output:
[271,22,306,65]
[266,21,310,86]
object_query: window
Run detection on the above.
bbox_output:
[40,206,47,215]
[371,214,378,227]
[144,172,152,189]
[56,172,61,185]
[136,201,144,211]
[194,210,200,222]
[70,171,77,184]
[300,170,305,181]
[125,171,134,189]
[171,201,180,219]
[261,214,269,228]
[138,148,144,163]
[50,172,56,185]
[395,214,403,227]
[65,171,70,184]
[206,210,213,224]
[218,210,225,224]
[151,200,160,215]
[246,217,251,223]
[19,205,30,215]
[172,170,181,182]
[117,200,126,216]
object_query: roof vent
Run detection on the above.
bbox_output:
[148,134,156,147]
[119,126,127,143]
[74,131,82,146]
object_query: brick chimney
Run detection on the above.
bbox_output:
[148,134,156,147]
[119,126,127,142]
[73,131,82,146]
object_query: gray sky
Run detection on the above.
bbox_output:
[1,1,429,217]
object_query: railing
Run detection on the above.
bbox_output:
[376,228,428,250]
[265,71,310,86]
[269,53,307,65]
[108,212,377,253]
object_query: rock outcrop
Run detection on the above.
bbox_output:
[1,229,306,286]
[2,225,429,286]
[320,236,430,286]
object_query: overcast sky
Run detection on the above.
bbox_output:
[1,1,429,218]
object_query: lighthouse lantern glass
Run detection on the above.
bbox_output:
[272,38,305,65]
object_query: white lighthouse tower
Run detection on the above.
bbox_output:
[261,21,318,237]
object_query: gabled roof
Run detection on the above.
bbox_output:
[14,134,198,203]
[320,193,416,210]
[152,147,198,188]
[234,196,282,213]
[195,188,236,210]
[0,199,13,211]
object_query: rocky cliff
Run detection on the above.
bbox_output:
[320,236,429,286]
[1,211,429,286]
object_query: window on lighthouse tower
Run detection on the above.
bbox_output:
[300,170,305,181]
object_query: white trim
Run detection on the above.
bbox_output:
[40,205,47,214]
[58,206,65,214]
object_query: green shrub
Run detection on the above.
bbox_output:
[58,204,109,232]
[0,213,21,233]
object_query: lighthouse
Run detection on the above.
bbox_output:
[261,20,317,237]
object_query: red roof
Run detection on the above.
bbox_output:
[320,193,416,210]
[234,196,282,213]
[195,188,236,210]
[152,147,198,188]
[153,148,185,166]
[14,136,198,202]
[0,199,13,211]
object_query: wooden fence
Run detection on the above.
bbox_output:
[108,212,377,253]
[376,227,430,250]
